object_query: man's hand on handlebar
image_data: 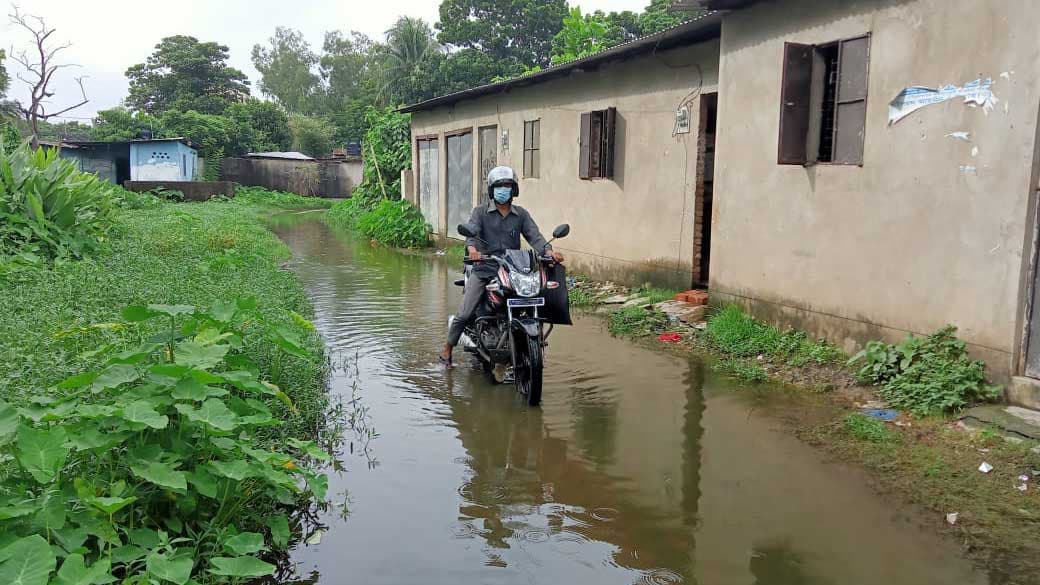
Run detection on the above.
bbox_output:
[549,250,565,264]
[467,246,482,261]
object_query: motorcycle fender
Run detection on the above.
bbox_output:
[511,318,541,338]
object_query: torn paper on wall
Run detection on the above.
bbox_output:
[888,78,995,124]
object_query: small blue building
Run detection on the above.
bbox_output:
[55,137,199,184]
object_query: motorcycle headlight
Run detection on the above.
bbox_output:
[511,271,541,297]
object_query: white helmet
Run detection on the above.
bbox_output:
[487,166,519,199]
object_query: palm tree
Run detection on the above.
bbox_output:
[376,17,440,106]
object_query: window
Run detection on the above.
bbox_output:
[523,120,540,178]
[778,35,870,166]
[579,107,617,179]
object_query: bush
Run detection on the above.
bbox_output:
[233,185,333,209]
[713,357,768,384]
[844,413,896,443]
[705,305,844,365]
[848,326,1002,416]
[0,143,116,261]
[608,306,669,337]
[353,199,430,248]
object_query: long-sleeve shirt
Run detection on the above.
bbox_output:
[463,201,551,275]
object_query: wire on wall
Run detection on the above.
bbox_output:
[672,64,704,273]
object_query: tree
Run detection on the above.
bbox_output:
[159,109,231,155]
[550,8,611,66]
[92,107,161,142]
[605,11,642,45]
[251,28,321,114]
[320,31,377,108]
[377,17,441,106]
[125,36,250,116]
[640,0,698,35]
[8,7,89,148]
[289,114,334,158]
[436,0,568,70]
[434,48,502,94]
[226,99,292,154]
[0,48,18,120]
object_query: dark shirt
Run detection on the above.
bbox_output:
[464,201,551,276]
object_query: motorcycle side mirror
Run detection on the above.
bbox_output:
[457,223,476,238]
[552,224,570,239]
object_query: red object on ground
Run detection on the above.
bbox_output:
[658,332,683,343]
[674,290,709,306]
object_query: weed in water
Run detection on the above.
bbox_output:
[713,357,769,384]
[635,285,679,305]
[233,185,333,209]
[844,413,896,443]
[608,306,669,337]
[705,305,843,366]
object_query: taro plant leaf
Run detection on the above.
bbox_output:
[0,534,56,585]
[174,341,229,370]
[32,489,66,531]
[209,300,236,323]
[266,515,290,549]
[208,556,275,578]
[194,325,234,347]
[52,527,89,553]
[121,401,169,429]
[304,471,328,501]
[171,378,219,401]
[208,460,256,481]
[121,304,156,322]
[53,553,111,585]
[110,545,147,565]
[92,364,141,391]
[174,399,237,432]
[0,400,19,444]
[130,461,187,491]
[15,425,69,483]
[187,469,219,499]
[0,502,38,520]
[55,372,99,391]
[89,496,138,516]
[145,550,193,585]
[288,438,332,461]
[271,326,312,359]
[222,532,266,555]
[147,304,195,318]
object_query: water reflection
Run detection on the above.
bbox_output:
[268,216,987,585]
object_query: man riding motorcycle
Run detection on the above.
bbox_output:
[439,166,565,366]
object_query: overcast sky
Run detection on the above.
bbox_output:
[3,0,650,120]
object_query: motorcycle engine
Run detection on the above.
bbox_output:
[480,322,505,350]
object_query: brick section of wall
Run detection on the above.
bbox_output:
[692,98,710,283]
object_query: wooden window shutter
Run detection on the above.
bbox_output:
[579,112,592,179]
[602,107,617,178]
[777,42,814,165]
[833,35,870,164]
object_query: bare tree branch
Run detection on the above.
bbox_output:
[8,4,88,148]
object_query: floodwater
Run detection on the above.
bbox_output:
[268,214,988,585]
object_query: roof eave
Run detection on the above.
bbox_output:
[400,11,723,114]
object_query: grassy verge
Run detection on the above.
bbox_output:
[0,195,331,582]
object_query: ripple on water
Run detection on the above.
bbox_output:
[514,527,550,543]
[551,530,591,555]
[591,507,620,522]
[639,568,684,585]
[449,521,480,538]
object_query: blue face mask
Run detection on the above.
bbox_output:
[493,186,513,205]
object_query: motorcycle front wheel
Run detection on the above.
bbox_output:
[514,334,543,406]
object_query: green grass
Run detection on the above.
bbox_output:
[705,305,845,366]
[443,241,467,263]
[0,197,328,439]
[607,306,670,337]
[635,285,679,305]
[233,184,334,209]
[843,413,896,443]
[713,357,769,383]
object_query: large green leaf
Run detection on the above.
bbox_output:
[174,341,229,370]
[171,378,224,401]
[53,554,111,585]
[208,556,274,578]
[89,496,137,516]
[55,372,99,390]
[0,535,56,585]
[186,469,219,499]
[91,364,141,391]
[222,532,265,555]
[208,460,256,481]
[15,425,68,483]
[121,401,168,429]
[120,304,155,323]
[146,550,193,585]
[174,399,237,432]
[32,489,65,531]
[288,438,332,461]
[266,515,290,549]
[130,461,187,491]
[0,400,19,445]
[0,502,38,520]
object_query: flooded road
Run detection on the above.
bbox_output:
[270,215,988,585]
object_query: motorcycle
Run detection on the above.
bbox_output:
[450,222,571,406]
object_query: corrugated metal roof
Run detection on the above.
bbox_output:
[400,10,723,113]
[245,151,314,160]
[60,137,197,149]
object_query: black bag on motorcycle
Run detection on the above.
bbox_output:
[542,263,572,325]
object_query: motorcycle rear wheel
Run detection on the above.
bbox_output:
[514,335,543,406]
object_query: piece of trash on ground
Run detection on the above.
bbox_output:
[305,529,324,545]
[979,462,994,474]
[1016,483,1028,492]
[863,409,900,422]
[894,421,912,427]
[979,448,990,453]
[946,512,958,525]
[657,332,683,343]
[946,131,971,141]
[1019,474,1031,483]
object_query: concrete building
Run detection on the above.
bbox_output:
[222,152,363,198]
[55,138,198,183]
[404,0,1040,403]
[403,15,724,289]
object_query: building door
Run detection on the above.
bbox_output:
[694,93,718,287]
[417,138,439,231]
[479,126,498,185]
[446,132,473,239]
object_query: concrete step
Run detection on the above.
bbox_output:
[1008,376,1040,410]
[962,404,1040,442]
